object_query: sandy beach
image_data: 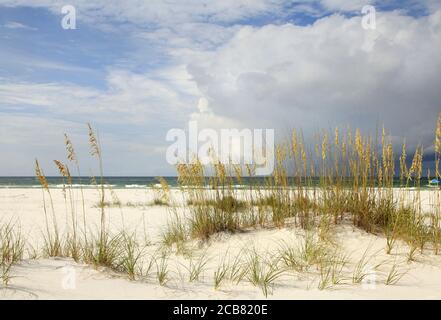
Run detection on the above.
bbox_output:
[2,0,441,307]
[2,187,441,300]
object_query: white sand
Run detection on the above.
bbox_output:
[1,187,441,299]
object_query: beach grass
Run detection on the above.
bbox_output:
[0,221,25,286]
[17,115,440,295]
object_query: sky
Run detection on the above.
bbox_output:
[0,0,440,176]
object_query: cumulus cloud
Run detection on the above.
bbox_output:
[186,10,441,153]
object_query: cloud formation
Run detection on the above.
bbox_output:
[0,1,440,175]
[0,0,285,25]
[188,10,441,153]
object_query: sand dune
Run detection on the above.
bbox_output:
[1,188,441,299]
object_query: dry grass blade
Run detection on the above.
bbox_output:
[0,221,25,286]
[385,261,408,286]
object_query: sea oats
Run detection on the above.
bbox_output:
[35,159,49,192]
[87,123,101,157]
[64,134,76,162]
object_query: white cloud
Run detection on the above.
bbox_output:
[0,68,196,122]
[0,68,200,175]
[3,21,37,30]
[1,1,441,175]
[0,0,286,25]
[320,0,373,11]
[184,10,441,151]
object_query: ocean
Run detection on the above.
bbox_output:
[0,176,172,189]
[0,176,438,189]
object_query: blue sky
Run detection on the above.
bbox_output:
[0,0,440,175]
